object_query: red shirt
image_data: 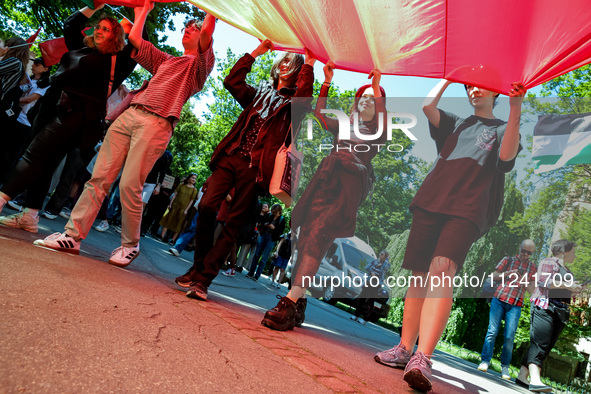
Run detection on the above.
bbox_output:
[131,39,214,121]
[493,255,537,307]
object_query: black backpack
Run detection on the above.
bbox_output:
[0,84,23,123]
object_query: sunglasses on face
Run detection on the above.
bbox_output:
[520,249,533,256]
[94,24,111,33]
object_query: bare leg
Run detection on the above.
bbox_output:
[415,256,457,357]
[399,271,428,350]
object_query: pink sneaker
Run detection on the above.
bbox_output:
[375,343,411,368]
[403,351,433,392]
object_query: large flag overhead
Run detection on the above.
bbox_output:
[90,0,591,94]
[532,113,591,173]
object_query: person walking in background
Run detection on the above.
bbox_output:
[174,40,314,301]
[478,239,537,380]
[168,184,204,257]
[160,173,198,244]
[247,203,285,281]
[352,250,390,325]
[269,231,293,288]
[516,239,582,392]
[34,0,215,267]
[374,78,526,392]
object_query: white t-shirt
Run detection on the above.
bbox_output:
[17,78,49,127]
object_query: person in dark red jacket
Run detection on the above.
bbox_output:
[175,40,315,301]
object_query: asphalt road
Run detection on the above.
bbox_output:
[0,206,531,393]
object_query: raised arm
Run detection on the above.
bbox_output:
[63,3,105,50]
[79,3,105,19]
[199,13,216,53]
[223,40,273,107]
[314,60,339,135]
[498,82,526,162]
[129,0,154,49]
[422,79,452,128]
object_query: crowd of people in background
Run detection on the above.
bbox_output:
[0,1,586,392]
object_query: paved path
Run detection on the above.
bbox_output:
[0,212,530,393]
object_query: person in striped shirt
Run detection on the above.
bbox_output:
[35,0,215,268]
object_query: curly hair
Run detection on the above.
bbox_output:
[83,15,125,55]
[4,37,30,80]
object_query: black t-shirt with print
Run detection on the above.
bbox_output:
[411,109,520,236]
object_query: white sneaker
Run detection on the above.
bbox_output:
[501,366,511,380]
[59,208,71,219]
[93,220,109,232]
[477,362,489,372]
[0,211,39,233]
[41,211,58,220]
[108,245,140,267]
[168,247,180,257]
[7,200,23,211]
[221,268,235,277]
[34,232,80,255]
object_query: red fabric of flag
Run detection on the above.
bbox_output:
[26,27,42,46]
[39,37,68,67]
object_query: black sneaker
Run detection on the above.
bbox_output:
[261,296,296,331]
[175,267,195,288]
[186,281,208,301]
[295,298,307,327]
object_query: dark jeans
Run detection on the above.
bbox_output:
[355,281,381,320]
[192,154,261,287]
[1,107,102,209]
[521,302,569,368]
[248,232,274,279]
[44,148,85,214]
[0,120,31,184]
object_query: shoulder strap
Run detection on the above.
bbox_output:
[106,54,117,98]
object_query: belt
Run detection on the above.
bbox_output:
[131,104,175,125]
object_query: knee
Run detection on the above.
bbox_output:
[429,256,457,276]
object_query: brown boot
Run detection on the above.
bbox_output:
[261,296,296,331]
[295,298,307,327]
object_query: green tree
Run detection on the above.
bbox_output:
[0,0,204,49]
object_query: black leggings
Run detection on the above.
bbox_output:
[521,303,568,368]
[1,108,101,209]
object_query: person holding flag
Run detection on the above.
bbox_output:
[34,0,216,267]
[0,3,139,234]
[374,79,526,392]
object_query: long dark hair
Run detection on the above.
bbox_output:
[3,37,29,81]
[83,15,125,54]
[270,53,304,89]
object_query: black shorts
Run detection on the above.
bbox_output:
[401,207,480,273]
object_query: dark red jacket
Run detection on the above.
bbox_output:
[210,54,314,189]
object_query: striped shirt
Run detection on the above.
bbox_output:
[131,39,214,121]
[0,58,23,101]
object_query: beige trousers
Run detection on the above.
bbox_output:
[65,107,172,247]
